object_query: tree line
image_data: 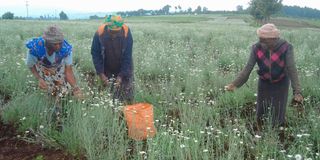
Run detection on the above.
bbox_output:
[281,5,320,19]
[1,11,68,20]
[114,5,209,17]
[2,0,320,21]
[247,0,320,23]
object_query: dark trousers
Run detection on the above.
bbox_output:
[256,77,289,126]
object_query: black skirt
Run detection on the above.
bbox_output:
[256,76,289,126]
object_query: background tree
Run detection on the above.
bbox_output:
[187,7,193,14]
[59,11,68,20]
[162,5,171,15]
[178,5,182,13]
[281,5,320,19]
[249,0,282,23]
[2,12,14,19]
[137,9,145,16]
[89,15,100,19]
[203,7,209,14]
[194,6,202,14]
[249,0,264,22]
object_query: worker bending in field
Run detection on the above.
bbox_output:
[225,23,303,132]
[91,15,134,104]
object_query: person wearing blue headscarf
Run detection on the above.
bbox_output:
[26,25,83,99]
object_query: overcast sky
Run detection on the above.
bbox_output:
[1,0,320,17]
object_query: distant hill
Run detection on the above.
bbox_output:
[281,5,320,19]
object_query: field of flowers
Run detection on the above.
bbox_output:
[0,15,319,159]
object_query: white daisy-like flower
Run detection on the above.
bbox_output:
[280,150,286,153]
[180,144,185,148]
[302,133,310,137]
[255,135,262,139]
[294,154,302,160]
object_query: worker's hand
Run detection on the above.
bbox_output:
[115,76,122,88]
[293,93,304,103]
[73,86,84,100]
[102,78,109,87]
[99,74,109,87]
[224,83,236,92]
[38,78,48,90]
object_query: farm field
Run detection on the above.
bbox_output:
[0,14,320,159]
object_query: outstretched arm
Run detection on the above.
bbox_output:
[91,32,108,85]
[227,47,256,90]
[65,65,83,99]
[29,65,48,90]
[285,44,303,102]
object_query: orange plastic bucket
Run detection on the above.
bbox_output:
[123,103,157,140]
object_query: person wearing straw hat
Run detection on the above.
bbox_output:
[91,15,134,103]
[26,25,83,99]
[225,23,303,130]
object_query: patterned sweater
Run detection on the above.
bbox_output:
[232,39,301,94]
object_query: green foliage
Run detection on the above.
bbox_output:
[161,5,171,15]
[249,0,283,22]
[59,11,69,20]
[89,15,101,20]
[2,12,14,19]
[194,6,202,14]
[281,5,320,19]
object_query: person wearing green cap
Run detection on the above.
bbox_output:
[91,15,134,104]
[26,25,83,99]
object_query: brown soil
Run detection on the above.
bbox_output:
[0,116,82,160]
[270,18,320,29]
